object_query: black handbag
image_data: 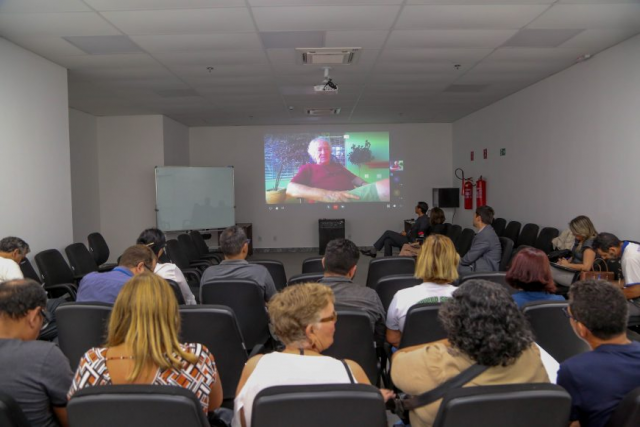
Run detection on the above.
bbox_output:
[547,249,572,262]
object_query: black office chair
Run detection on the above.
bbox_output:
[67,385,209,427]
[188,230,222,263]
[460,272,516,294]
[166,279,186,305]
[250,259,287,291]
[432,383,571,427]
[492,217,507,237]
[503,221,522,247]
[87,232,116,272]
[287,272,323,286]
[251,384,387,427]
[455,228,475,257]
[165,239,203,282]
[19,257,41,283]
[375,274,421,312]
[606,386,640,427]
[399,303,447,348]
[446,224,462,245]
[65,242,99,278]
[302,256,324,274]
[179,305,250,409]
[499,237,515,270]
[0,393,30,427]
[535,227,560,254]
[34,249,78,300]
[321,310,379,385]
[365,257,415,290]
[178,234,214,271]
[523,301,590,363]
[200,279,271,350]
[517,223,540,249]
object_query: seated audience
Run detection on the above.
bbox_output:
[68,272,222,414]
[233,283,393,427]
[593,232,640,291]
[458,205,502,273]
[361,201,430,257]
[506,247,565,307]
[399,207,446,257]
[0,279,73,427]
[317,238,386,346]
[136,228,197,305]
[0,236,29,281]
[386,235,459,347]
[200,226,276,302]
[392,280,550,427]
[76,245,156,304]
[557,216,598,272]
[557,280,640,427]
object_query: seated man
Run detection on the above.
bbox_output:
[318,238,386,347]
[200,226,276,302]
[592,232,640,298]
[362,202,430,257]
[458,205,501,273]
[0,279,73,427]
[76,245,155,304]
[0,236,30,281]
[557,280,640,427]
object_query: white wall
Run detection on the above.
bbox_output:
[0,38,73,255]
[190,123,452,248]
[163,116,190,166]
[452,34,640,238]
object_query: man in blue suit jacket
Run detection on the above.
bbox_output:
[459,205,502,273]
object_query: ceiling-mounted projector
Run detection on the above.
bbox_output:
[314,67,338,94]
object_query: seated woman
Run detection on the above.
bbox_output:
[233,282,393,427]
[557,215,598,272]
[67,273,222,415]
[136,228,197,305]
[391,280,550,427]
[507,247,565,308]
[399,207,447,256]
[286,137,390,203]
[386,235,459,347]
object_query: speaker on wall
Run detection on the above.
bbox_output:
[432,188,460,208]
[319,219,345,255]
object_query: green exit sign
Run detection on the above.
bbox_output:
[500,148,506,156]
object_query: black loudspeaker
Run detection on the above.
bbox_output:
[319,219,345,255]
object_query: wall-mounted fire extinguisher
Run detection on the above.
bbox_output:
[456,168,474,210]
[476,176,487,208]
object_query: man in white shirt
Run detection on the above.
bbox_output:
[0,237,30,281]
[592,233,640,288]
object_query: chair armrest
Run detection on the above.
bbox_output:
[45,283,78,301]
[182,268,202,281]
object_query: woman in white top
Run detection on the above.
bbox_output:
[233,283,393,427]
[136,228,197,305]
[386,234,459,347]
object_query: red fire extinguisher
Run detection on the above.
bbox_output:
[476,176,487,208]
[463,179,474,210]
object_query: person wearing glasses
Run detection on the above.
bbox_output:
[76,245,156,304]
[233,283,394,427]
[137,228,196,305]
[0,279,73,427]
[201,226,276,302]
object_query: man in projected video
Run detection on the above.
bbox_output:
[286,138,389,203]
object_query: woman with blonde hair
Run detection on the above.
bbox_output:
[386,234,459,347]
[67,272,223,414]
[558,215,598,272]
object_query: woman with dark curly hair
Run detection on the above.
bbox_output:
[391,280,550,427]
[507,247,565,307]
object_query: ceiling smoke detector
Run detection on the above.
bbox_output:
[296,47,361,65]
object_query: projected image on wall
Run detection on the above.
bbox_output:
[265,132,390,204]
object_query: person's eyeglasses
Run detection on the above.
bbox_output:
[562,307,577,322]
[39,307,50,331]
[318,311,338,323]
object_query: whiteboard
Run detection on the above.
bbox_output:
[155,167,235,232]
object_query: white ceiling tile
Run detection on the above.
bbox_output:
[374,62,473,73]
[470,60,569,73]
[396,5,551,30]
[70,66,175,79]
[183,75,277,87]
[83,0,246,11]
[131,33,262,53]
[324,31,389,49]
[154,50,267,67]
[387,30,518,48]
[528,4,640,29]
[54,53,160,69]
[250,0,402,5]
[80,76,191,89]
[370,73,458,84]
[379,48,492,64]
[408,0,554,3]
[559,28,640,52]
[169,63,272,78]
[0,0,91,13]
[5,35,87,59]
[0,13,122,36]
[486,47,587,63]
[252,6,400,32]
[101,8,255,35]
[558,0,640,4]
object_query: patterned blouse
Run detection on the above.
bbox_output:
[67,342,217,413]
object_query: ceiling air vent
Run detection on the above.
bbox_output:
[306,108,341,116]
[296,48,361,65]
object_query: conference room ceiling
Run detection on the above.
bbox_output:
[1,0,639,127]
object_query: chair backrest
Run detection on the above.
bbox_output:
[503,221,522,247]
[399,303,447,348]
[365,257,416,290]
[499,237,515,270]
[189,230,210,257]
[321,310,379,385]
[375,274,422,312]
[442,223,452,236]
[56,302,113,370]
[200,280,270,350]
[34,249,75,287]
[0,393,31,427]
[68,385,209,427]
[65,243,99,278]
[166,239,192,271]
[302,256,325,274]
[87,232,111,266]
[459,272,515,294]
[606,386,640,427]
[455,228,475,257]
[178,234,201,263]
[287,272,324,286]
[166,279,186,305]
[19,258,41,283]
[250,260,287,291]
[535,227,560,254]
[492,218,507,237]
[518,223,540,248]
[446,224,462,244]
[522,301,590,362]
[179,305,248,405]
[251,384,387,427]
[433,383,571,427]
